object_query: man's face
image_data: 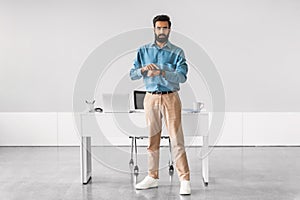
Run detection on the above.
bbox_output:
[154,21,170,43]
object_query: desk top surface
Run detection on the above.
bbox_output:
[79,110,209,116]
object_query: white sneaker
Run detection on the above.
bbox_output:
[180,180,191,195]
[135,176,158,190]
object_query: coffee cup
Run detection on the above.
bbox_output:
[193,102,204,112]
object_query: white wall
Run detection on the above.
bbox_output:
[1,1,300,145]
[1,0,300,112]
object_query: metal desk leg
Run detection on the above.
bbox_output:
[129,136,134,166]
[80,136,92,184]
[133,137,139,175]
[202,135,209,186]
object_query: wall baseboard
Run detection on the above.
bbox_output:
[0,112,300,146]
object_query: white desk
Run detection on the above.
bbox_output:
[79,111,209,186]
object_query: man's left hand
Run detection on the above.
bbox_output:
[147,69,161,77]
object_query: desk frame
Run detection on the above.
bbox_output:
[80,112,209,186]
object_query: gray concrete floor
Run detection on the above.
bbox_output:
[0,146,300,200]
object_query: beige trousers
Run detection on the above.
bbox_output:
[144,92,190,181]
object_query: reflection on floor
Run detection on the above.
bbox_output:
[0,146,300,200]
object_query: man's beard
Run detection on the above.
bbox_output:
[155,33,169,43]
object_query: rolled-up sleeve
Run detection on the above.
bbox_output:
[164,50,188,83]
[130,49,144,80]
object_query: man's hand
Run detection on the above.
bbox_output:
[141,64,165,77]
[147,69,161,77]
[141,63,159,73]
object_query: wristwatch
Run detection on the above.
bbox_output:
[160,69,165,77]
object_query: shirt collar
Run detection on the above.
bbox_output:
[151,41,172,49]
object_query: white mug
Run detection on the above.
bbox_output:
[193,102,204,112]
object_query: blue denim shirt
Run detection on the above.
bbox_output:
[130,41,188,92]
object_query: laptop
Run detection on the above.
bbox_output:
[133,90,146,112]
[102,93,130,113]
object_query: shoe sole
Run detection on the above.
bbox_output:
[180,192,191,195]
[135,186,158,190]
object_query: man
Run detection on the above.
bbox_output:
[129,14,191,195]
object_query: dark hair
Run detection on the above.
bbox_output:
[153,15,171,28]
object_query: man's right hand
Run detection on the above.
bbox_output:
[141,64,159,73]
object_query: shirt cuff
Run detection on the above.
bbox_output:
[164,71,171,80]
[136,68,143,77]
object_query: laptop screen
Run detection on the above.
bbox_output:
[134,91,146,109]
[102,93,130,113]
